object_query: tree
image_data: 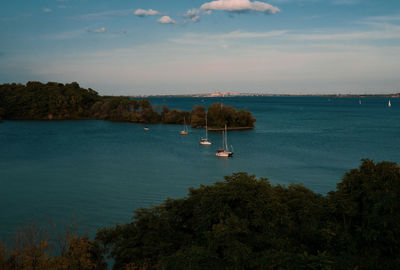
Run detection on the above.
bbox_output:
[328,159,400,269]
[2,160,400,269]
[0,82,256,128]
[95,160,400,270]
[96,173,332,270]
[190,105,206,127]
[0,223,106,270]
[207,103,256,129]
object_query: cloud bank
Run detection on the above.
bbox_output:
[184,9,201,22]
[134,9,160,17]
[157,16,177,24]
[201,0,280,14]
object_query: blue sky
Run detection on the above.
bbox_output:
[1,0,400,95]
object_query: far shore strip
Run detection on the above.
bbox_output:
[207,126,254,131]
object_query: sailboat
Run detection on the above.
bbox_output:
[216,125,233,158]
[180,117,188,135]
[200,113,212,145]
[388,100,391,108]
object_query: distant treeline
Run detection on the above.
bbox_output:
[0,82,256,129]
[1,159,400,270]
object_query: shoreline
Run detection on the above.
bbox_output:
[207,126,254,131]
[0,119,254,130]
[130,94,400,98]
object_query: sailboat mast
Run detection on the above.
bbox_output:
[222,129,224,149]
[205,113,208,139]
[225,125,228,151]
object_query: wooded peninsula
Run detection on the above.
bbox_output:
[0,82,256,129]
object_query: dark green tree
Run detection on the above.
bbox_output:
[190,105,206,128]
[207,103,256,129]
[95,160,400,270]
[96,173,332,270]
[328,159,400,269]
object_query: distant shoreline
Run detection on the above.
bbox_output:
[207,126,254,131]
[129,93,400,98]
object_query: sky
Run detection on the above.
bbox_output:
[1,0,400,95]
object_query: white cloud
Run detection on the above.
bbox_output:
[184,9,201,22]
[43,8,52,13]
[190,15,201,22]
[157,16,177,24]
[134,9,160,17]
[201,0,280,14]
[94,27,106,33]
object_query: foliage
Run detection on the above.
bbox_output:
[0,82,101,120]
[327,159,400,269]
[90,97,160,123]
[206,103,256,129]
[96,160,400,270]
[0,82,256,127]
[0,223,106,270]
[1,160,399,269]
[161,105,191,125]
[190,105,206,127]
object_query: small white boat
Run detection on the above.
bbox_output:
[216,125,233,158]
[388,100,391,108]
[200,113,212,145]
[200,138,212,145]
[144,127,150,131]
[359,99,362,105]
[180,117,188,135]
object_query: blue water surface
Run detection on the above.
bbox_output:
[1,96,399,241]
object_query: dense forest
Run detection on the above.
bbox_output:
[0,82,256,129]
[0,159,399,269]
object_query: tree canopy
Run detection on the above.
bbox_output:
[1,160,399,269]
[0,82,256,128]
[96,159,400,270]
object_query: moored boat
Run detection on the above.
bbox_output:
[216,125,233,158]
[180,117,189,135]
[200,113,212,145]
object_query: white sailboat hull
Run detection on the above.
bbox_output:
[216,151,233,157]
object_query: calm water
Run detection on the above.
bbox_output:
[1,96,399,241]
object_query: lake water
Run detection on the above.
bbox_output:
[1,96,399,241]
